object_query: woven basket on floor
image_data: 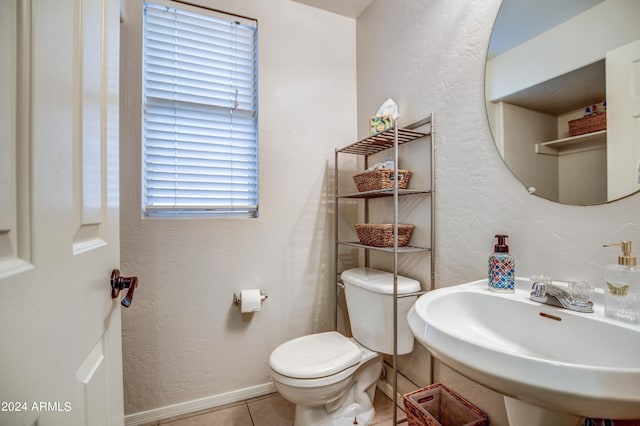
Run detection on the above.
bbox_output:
[352,169,411,192]
[404,384,489,426]
[568,112,606,136]
[354,223,414,247]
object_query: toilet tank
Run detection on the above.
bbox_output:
[341,267,421,355]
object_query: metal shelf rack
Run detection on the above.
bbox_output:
[333,114,435,425]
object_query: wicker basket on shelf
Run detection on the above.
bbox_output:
[352,169,411,192]
[404,384,489,426]
[568,112,606,136]
[354,223,414,247]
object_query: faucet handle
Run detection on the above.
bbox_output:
[531,282,547,298]
[568,281,594,303]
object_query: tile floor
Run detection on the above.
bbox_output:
[151,389,406,425]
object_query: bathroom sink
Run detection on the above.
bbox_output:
[408,277,640,421]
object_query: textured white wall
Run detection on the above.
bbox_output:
[119,0,356,414]
[357,0,640,424]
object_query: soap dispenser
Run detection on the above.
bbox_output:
[489,234,515,293]
[603,241,640,324]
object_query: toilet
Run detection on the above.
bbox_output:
[269,267,421,426]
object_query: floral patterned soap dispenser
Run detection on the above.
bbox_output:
[489,234,515,293]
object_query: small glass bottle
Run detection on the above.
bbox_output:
[489,235,515,293]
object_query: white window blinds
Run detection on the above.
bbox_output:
[142,1,258,218]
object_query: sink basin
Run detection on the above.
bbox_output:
[408,277,640,421]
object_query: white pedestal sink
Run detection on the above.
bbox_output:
[407,278,640,425]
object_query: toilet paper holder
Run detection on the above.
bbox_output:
[233,289,268,306]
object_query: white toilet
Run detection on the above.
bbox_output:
[269,267,420,426]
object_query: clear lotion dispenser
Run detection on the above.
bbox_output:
[603,241,640,324]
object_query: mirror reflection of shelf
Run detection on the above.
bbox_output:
[535,130,606,156]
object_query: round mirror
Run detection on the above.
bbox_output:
[485,0,640,205]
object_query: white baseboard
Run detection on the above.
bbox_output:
[124,382,276,426]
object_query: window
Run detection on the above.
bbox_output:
[142,1,258,218]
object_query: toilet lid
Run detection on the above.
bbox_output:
[270,332,362,379]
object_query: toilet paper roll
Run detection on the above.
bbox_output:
[240,289,262,313]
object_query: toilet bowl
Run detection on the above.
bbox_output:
[270,331,382,426]
[269,268,421,426]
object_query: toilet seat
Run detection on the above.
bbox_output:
[269,332,363,387]
[270,331,361,379]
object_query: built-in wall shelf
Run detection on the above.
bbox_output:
[535,130,607,156]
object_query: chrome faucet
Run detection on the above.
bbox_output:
[530,282,594,313]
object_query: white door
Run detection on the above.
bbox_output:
[0,0,124,425]
[606,38,640,201]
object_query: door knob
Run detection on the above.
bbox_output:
[111,269,138,308]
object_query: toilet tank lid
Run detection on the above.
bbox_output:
[340,267,421,295]
[269,332,361,379]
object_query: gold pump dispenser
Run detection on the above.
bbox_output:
[603,240,640,324]
[603,241,637,266]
